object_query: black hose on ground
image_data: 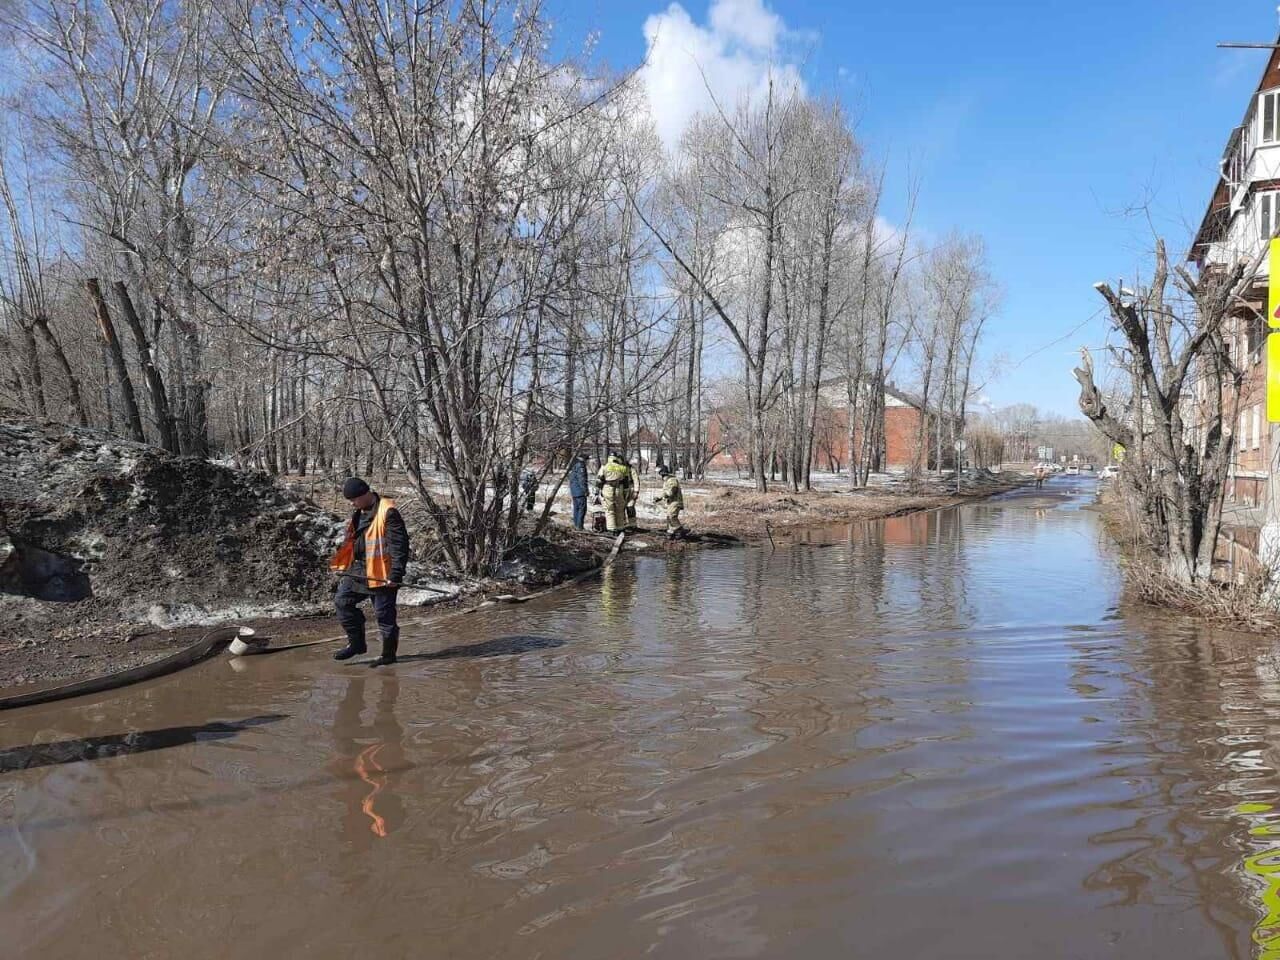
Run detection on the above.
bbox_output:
[0,625,243,712]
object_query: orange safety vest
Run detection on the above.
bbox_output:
[329,497,397,588]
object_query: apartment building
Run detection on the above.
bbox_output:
[1189,43,1280,508]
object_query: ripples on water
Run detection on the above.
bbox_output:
[5,481,1280,957]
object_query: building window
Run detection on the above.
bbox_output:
[1254,405,1262,450]
[1264,91,1280,143]
[1248,314,1266,356]
[1264,193,1274,241]
[1230,127,1248,187]
[1241,410,1249,448]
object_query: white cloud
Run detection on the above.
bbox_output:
[709,0,782,51]
[872,215,902,248]
[639,0,804,151]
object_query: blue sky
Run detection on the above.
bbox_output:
[553,0,1276,416]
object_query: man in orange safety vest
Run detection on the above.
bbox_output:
[330,477,411,666]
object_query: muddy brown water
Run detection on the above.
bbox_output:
[5,479,1280,958]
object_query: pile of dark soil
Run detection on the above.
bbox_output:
[0,418,345,647]
[496,536,599,586]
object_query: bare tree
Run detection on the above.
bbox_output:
[10,0,231,453]
[637,74,806,491]
[843,175,916,487]
[1074,239,1246,583]
[0,146,87,425]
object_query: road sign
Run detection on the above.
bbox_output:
[1270,238,1280,418]
[1112,443,1125,462]
[1269,333,1280,422]
[954,439,967,453]
[1271,239,1280,329]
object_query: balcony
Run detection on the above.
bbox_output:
[1203,235,1269,278]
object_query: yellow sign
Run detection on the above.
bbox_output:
[1112,443,1125,462]
[1271,238,1280,329]
[1269,333,1280,422]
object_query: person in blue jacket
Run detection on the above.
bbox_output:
[567,453,589,529]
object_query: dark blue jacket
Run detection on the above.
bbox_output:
[568,460,589,498]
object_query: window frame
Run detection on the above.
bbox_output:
[1247,314,1266,358]
[1263,90,1280,144]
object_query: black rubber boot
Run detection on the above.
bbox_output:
[370,631,399,667]
[333,638,367,661]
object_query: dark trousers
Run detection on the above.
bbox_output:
[572,496,588,529]
[335,578,399,646]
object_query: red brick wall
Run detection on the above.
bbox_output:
[884,406,926,471]
[820,405,929,471]
[708,402,933,473]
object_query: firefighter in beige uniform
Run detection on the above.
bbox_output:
[653,464,686,539]
[594,452,631,532]
[625,459,640,524]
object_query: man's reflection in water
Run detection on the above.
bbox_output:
[330,676,404,842]
[599,562,634,631]
[664,550,688,608]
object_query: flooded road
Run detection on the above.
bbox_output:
[6,479,1280,958]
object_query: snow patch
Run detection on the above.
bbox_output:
[399,582,463,607]
[69,533,107,561]
[136,600,322,630]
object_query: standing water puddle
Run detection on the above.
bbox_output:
[4,479,1280,958]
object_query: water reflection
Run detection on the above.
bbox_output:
[330,677,404,842]
[598,562,635,630]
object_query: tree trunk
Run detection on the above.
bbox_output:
[113,282,177,452]
[32,315,88,426]
[87,279,145,443]
[18,323,46,418]
[100,342,116,433]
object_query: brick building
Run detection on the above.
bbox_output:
[815,382,953,474]
[1189,40,1280,509]
[705,381,951,475]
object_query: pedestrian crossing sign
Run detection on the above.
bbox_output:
[1271,239,1280,329]
[1269,333,1280,422]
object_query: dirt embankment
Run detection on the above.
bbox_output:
[0,419,602,691]
[0,419,351,687]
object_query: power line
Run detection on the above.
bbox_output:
[1005,305,1107,371]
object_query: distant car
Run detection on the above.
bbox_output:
[1082,463,1095,472]
[1099,465,1119,480]
[1065,464,1079,476]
